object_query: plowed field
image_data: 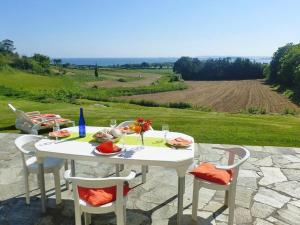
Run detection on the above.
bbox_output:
[120,80,299,113]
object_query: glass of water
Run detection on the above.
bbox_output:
[162,124,169,142]
[110,119,117,128]
[121,132,127,149]
[53,122,60,141]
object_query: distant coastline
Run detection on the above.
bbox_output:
[59,56,271,66]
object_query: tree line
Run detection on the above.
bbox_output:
[173,57,264,80]
[0,39,52,74]
[264,43,300,88]
[264,43,300,101]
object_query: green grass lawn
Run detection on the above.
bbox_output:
[0,68,185,101]
[1,96,300,147]
[0,69,75,90]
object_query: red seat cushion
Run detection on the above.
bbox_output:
[190,162,233,185]
[78,184,130,207]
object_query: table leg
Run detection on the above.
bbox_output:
[38,160,46,213]
[71,160,76,176]
[177,176,185,225]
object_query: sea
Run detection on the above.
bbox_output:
[60,56,271,66]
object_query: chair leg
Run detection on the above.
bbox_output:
[53,170,62,205]
[64,160,70,189]
[24,171,30,205]
[192,179,199,221]
[75,208,82,225]
[123,205,127,225]
[116,205,125,225]
[228,188,236,225]
[141,165,147,183]
[224,190,229,207]
[84,212,91,225]
[37,173,41,189]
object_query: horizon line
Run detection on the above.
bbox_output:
[51,55,272,59]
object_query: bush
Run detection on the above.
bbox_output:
[117,78,126,82]
[169,102,192,109]
[283,89,294,98]
[169,75,180,82]
[282,108,297,115]
[247,107,266,114]
[129,99,160,107]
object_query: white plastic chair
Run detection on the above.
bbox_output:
[8,103,75,134]
[15,135,69,205]
[192,146,250,225]
[64,170,136,225]
[116,121,153,183]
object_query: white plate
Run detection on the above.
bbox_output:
[166,139,192,148]
[93,147,124,156]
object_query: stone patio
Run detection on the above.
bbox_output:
[1,133,300,225]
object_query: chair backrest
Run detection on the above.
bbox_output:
[15,135,43,169]
[15,135,42,155]
[116,120,153,130]
[214,147,250,166]
[64,170,136,208]
[213,147,250,186]
[8,103,35,126]
[8,103,17,113]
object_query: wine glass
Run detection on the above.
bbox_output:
[121,132,127,149]
[110,119,117,128]
[53,121,60,141]
[162,124,169,142]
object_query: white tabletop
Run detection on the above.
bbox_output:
[35,126,195,169]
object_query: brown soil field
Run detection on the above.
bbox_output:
[86,74,161,88]
[119,80,299,113]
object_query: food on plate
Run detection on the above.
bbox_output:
[118,126,134,134]
[93,128,120,142]
[167,137,192,147]
[96,141,121,153]
[49,130,71,138]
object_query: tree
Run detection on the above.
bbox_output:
[94,64,99,78]
[277,44,300,87]
[141,62,150,68]
[53,58,62,65]
[0,39,15,53]
[32,53,50,68]
[267,43,293,83]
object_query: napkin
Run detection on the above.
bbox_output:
[96,141,121,153]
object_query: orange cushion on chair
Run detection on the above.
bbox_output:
[78,184,130,207]
[190,162,233,185]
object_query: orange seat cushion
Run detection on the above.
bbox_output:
[78,184,130,207]
[190,162,233,185]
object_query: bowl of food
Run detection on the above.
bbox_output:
[117,126,135,134]
[93,128,121,143]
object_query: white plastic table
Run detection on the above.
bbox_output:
[35,126,195,225]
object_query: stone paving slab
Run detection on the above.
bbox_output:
[1,134,300,225]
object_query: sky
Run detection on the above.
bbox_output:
[1,0,300,58]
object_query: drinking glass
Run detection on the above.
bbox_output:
[110,119,117,128]
[53,122,60,141]
[121,132,127,149]
[162,124,169,141]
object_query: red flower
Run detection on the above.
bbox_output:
[137,118,144,123]
[134,118,152,133]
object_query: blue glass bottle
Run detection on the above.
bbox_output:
[79,107,86,138]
